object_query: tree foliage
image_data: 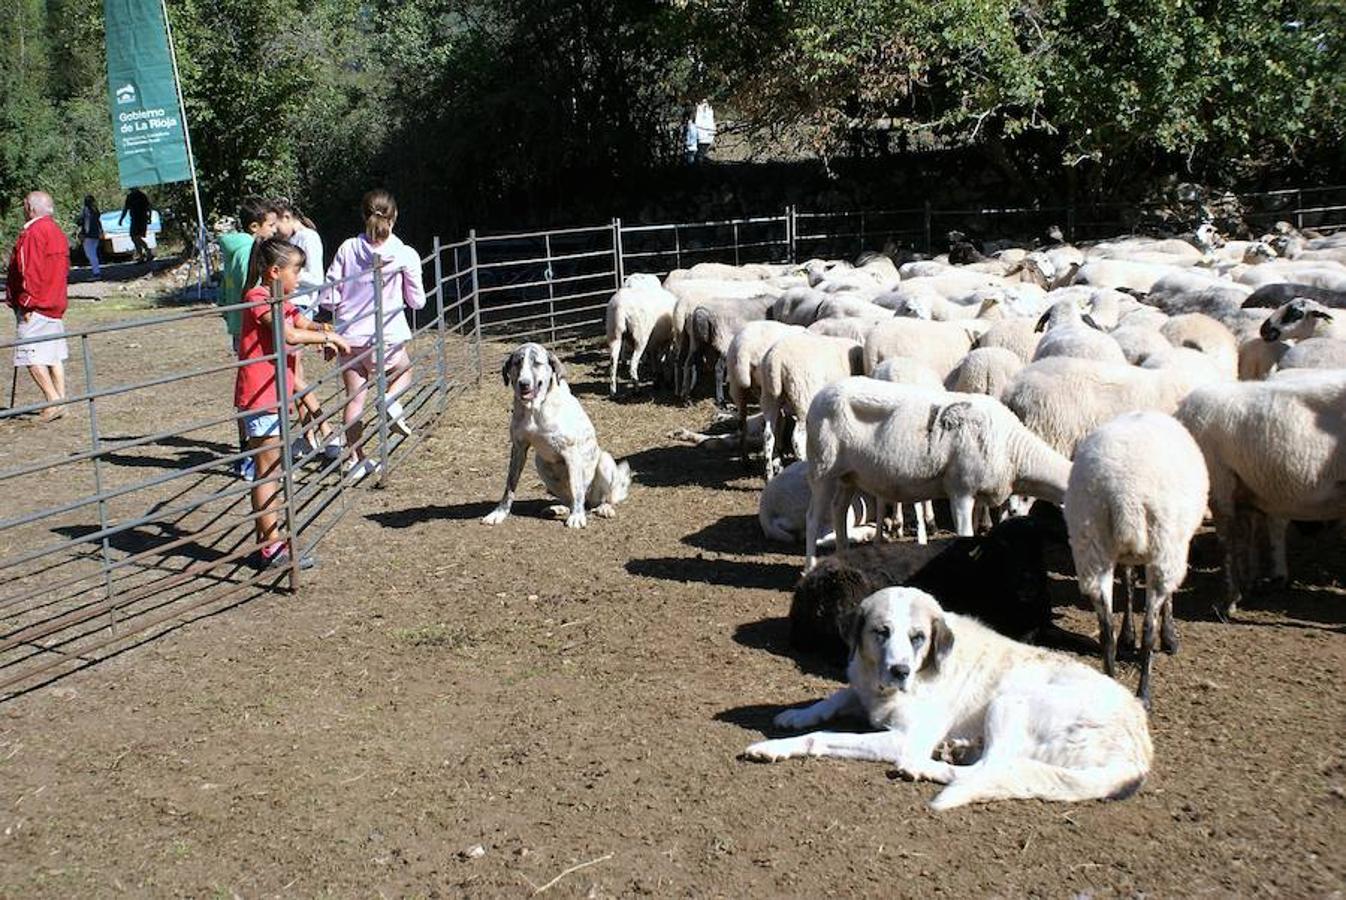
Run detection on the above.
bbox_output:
[0,0,1342,252]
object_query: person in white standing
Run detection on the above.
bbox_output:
[694,99,716,163]
[683,107,699,165]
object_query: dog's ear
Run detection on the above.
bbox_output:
[501,349,522,386]
[546,349,567,383]
[920,614,955,675]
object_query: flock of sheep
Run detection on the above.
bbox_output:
[605,219,1346,706]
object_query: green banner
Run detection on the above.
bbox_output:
[104,0,192,188]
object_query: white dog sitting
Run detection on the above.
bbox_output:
[482,343,632,529]
[744,587,1153,810]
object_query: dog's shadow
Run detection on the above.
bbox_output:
[732,616,845,681]
[714,702,871,740]
[625,556,799,591]
[365,499,554,528]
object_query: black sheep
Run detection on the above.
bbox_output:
[1242,283,1346,309]
[789,509,1082,667]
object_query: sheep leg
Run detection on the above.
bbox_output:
[915,504,928,545]
[1085,567,1117,678]
[1160,593,1180,655]
[1213,508,1243,616]
[737,400,752,470]
[1117,566,1137,657]
[713,356,726,407]
[950,494,975,538]
[1267,515,1289,586]
[877,499,892,541]
[832,484,856,553]
[803,477,835,572]
[760,395,780,482]
[629,334,649,387]
[608,338,622,396]
[1138,577,1163,709]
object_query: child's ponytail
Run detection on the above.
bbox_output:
[362,188,397,243]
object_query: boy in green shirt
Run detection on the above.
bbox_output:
[217,197,278,350]
[218,198,278,478]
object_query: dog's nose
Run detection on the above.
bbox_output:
[889,664,910,681]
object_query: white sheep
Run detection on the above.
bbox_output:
[759,333,866,480]
[1257,298,1344,343]
[975,317,1040,364]
[1071,259,1182,294]
[863,318,979,383]
[1031,299,1127,365]
[1175,371,1346,613]
[760,460,873,546]
[1278,338,1346,371]
[1110,325,1173,366]
[1159,313,1238,379]
[666,278,784,394]
[802,378,1071,570]
[1002,356,1218,457]
[1065,412,1209,706]
[682,295,774,403]
[1237,336,1288,380]
[726,320,803,457]
[807,316,882,343]
[871,357,945,389]
[950,346,1023,399]
[605,276,677,395]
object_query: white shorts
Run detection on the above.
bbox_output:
[242,411,281,439]
[13,311,69,368]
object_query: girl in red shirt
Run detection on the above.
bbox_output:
[236,238,350,570]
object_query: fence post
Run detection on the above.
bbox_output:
[544,232,557,345]
[923,201,933,254]
[469,229,483,384]
[1296,189,1304,231]
[732,221,741,266]
[80,335,117,628]
[786,205,796,264]
[1066,204,1076,243]
[432,235,448,412]
[612,218,625,287]
[371,260,392,487]
[673,224,682,271]
[269,280,301,590]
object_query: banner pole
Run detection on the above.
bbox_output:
[158,0,211,298]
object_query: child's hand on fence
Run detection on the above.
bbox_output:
[324,333,351,358]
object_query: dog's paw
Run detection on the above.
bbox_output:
[592,503,616,519]
[742,736,810,762]
[565,510,588,529]
[481,507,510,526]
[546,504,571,519]
[892,758,954,785]
[773,707,818,732]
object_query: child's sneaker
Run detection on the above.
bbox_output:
[322,434,344,462]
[235,456,256,481]
[252,547,317,571]
[346,458,381,484]
[290,436,315,462]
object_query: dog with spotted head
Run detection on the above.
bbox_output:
[482,343,632,529]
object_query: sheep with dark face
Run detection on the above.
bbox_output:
[788,509,1074,669]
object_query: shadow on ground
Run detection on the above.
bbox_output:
[625,555,799,591]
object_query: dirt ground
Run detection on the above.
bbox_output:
[0,315,1344,897]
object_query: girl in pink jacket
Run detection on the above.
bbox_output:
[322,189,426,482]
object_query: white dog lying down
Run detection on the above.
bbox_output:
[744,588,1153,810]
[482,343,631,529]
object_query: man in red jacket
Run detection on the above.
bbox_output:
[6,191,70,422]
